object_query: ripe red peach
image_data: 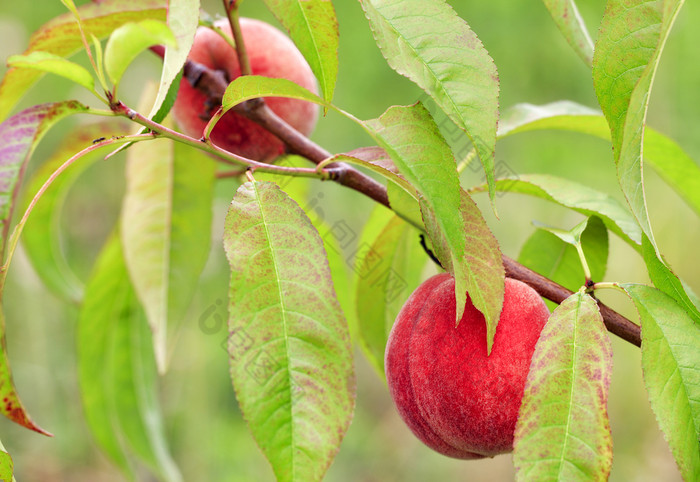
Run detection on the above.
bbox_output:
[385,274,550,458]
[172,18,319,161]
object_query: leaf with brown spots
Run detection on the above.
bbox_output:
[223,181,355,482]
[514,290,613,481]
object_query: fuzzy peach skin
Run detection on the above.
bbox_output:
[172,18,319,161]
[385,274,550,459]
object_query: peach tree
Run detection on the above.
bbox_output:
[0,0,698,480]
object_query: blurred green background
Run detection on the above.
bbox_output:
[0,0,698,480]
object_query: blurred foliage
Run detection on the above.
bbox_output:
[0,0,697,480]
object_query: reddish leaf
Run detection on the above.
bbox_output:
[0,101,88,259]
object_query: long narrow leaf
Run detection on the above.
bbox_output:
[470,174,641,248]
[7,52,95,93]
[223,181,355,481]
[541,0,595,66]
[0,101,88,435]
[78,234,181,481]
[365,103,502,335]
[622,284,700,480]
[421,189,504,352]
[514,290,613,480]
[121,136,215,373]
[499,101,700,220]
[592,0,686,252]
[262,0,339,104]
[360,0,500,204]
[147,0,199,121]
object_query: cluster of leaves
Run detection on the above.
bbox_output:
[0,0,698,481]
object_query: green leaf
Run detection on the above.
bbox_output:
[534,217,590,247]
[60,0,79,16]
[499,101,700,220]
[364,104,471,320]
[151,67,183,125]
[641,233,700,323]
[0,438,14,482]
[0,101,88,261]
[221,75,325,112]
[78,234,182,482]
[0,0,167,122]
[223,181,355,482]
[21,121,125,302]
[214,75,338,139]
[360,0,500,205]
[255,156,358,343]
[104,19,176,88]
[471,174,641,248]
[622,284,700,480]
[519,216,608,292]
[121,134,215,373]
[7,51,96,93]
[592,0,686,252]
[497,100,600,138]
[122,0,198,164]
[541,0,594,66]
[147,0,199,121]
[421,189,505,353]
[641,127,700,219]
[0,446,12,482]
[514,290,613,481]
[262,0,339,104]
[533,217,605,284]
[354,207,426,376]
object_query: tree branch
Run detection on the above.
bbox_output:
[152,50,641,348]
[502,257,640,346]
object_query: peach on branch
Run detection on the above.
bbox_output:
[173,18,319,161]
[385,274,550,458]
